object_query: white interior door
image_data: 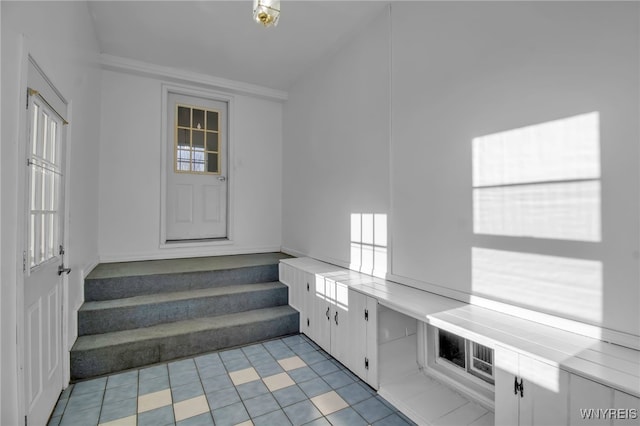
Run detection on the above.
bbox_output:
[23,92,66,426]
[166,92,228,241]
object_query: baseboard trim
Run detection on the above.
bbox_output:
[81,256,100,279]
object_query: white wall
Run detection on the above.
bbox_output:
[98,69,283,261]
[389,2,639,339]
[1,1,101,423]
[282,2,639,342]
[282,8,390,267]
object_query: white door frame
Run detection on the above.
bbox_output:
[159,83,235,249]
[15,43,70,424]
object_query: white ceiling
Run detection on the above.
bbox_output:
[88,1,389,91]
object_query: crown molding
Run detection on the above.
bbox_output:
[100,54,288,102]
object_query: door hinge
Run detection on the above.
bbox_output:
[307,318,310,328]
[306,282,310,292]
[22,251,27,273]
[25,415,28,426]
[365,357,369,370]
[514,376,524,398]
[364,309,369,321]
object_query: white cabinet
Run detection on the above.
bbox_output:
[347,288,378,388]
[569,374,640,426]
[569,374,612,426]
[496,346,640,426]
[279,261,378,389]
[298,270,316,338]
[328,278,351,365]
[309,278,379,388]
[613,390,640,426]
[309,275,349,360]
[495,345,569,426]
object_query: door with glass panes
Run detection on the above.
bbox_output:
[166,93,228,240]
[23,87,67,426]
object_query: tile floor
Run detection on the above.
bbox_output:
[49,334,416,426]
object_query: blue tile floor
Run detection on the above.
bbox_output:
[49,334,417,426]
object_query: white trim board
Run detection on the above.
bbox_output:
[101,54,288,102]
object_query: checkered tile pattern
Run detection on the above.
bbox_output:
[48,335,415,426]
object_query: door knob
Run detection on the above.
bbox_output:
[217,176,226,182]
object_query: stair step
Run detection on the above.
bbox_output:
[78,282,288,335]
[70,305,299,380]
[84,263,280,301]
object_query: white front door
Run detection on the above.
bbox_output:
[166,93,228,241]
[23,91,66,426]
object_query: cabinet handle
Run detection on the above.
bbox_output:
[326,307,330,320]
[334,311,339,325]
[514,377,524,398]
[307,282,309,291]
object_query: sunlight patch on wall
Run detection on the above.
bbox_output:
[472,112,601,241]
[474,181,600,241]
[472,247,603,324]
[472,112,600,187]
[351,213,387,278]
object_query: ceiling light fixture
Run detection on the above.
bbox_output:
[253,0,280,27]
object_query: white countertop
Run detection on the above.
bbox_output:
[281,257,640,397]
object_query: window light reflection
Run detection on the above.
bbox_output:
[350,213,387,278]
[472,247,603,324]
[472,112,601,242]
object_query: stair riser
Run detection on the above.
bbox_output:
[79,286,289,335]
[70,312,299,379]
[84,264,279,301]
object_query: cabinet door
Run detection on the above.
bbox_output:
[330,282,350,367]
[312,276,331,352]
[613,391,640,426]
[346,289,378,388]
[495,345,569,426]
[348,288,368,379]
[365,295,378,389]
[569,374,613,426]
[299,271,314,336]
[495,345,521,426]
[519,354,569,426]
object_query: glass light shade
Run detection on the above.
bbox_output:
[253,0,280,27]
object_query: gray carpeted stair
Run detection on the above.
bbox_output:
[71,253,298,380]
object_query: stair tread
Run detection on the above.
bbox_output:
[79,281,286,311]
[72,305,297,351]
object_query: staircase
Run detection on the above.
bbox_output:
[70,253,299,380]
